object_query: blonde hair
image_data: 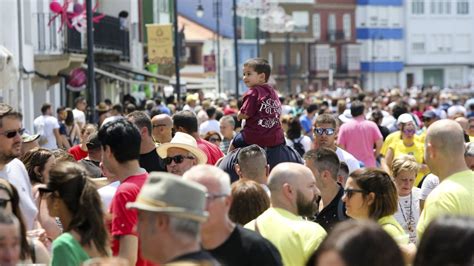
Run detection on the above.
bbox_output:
[391,155,420,178]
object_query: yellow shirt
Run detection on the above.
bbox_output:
[378,215,409,245]
[388,140,427,186]
[245,207,327,266]
[417,170,474,238]
[381,131,422,156]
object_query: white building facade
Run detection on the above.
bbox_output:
[356,0,405,91]
[402,0,474,89]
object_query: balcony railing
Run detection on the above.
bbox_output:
[278,65,301,75]
[326,30,346,42]
[34,12,129,60]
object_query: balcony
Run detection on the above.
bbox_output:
[278,65,301,76]
[34,12,129,60]
[326,30,347,42]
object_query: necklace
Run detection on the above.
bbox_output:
[399,192,414,233]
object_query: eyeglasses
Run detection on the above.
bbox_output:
[314,127,335,136]
[153,124,167,128]
[0,198,11,209]
[0,128,25,139]
[205,193,228,201]
[164,155,196,165]
[343,189,366,199]
[209,137,221,143]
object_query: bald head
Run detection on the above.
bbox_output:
[152,114,173,126]
[426,119,465,159]
[268,163,314,194]
[151,114,173,143]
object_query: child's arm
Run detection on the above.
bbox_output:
[237,111,248,121]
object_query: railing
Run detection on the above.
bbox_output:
[278,65,301,75]
[34,12,129,60]
[326,30,346,42]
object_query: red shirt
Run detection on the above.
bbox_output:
[68,145,88,161]
[109,172,156,266]
[196,138,224,165]
[240,84,285,147]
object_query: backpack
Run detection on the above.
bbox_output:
[292,137,305,156]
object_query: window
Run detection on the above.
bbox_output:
[312,13,321,40]
[329,47,337,69]
[412,34,426,53]
[457,0,469,14]
[281,51,286,65]
[343,14,351,41]
[292,11,309,33]
[446,1,451,13]
[296,51,301,67]
[412,0,424,14]
[328,14,336,41]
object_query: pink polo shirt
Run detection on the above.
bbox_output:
[337,116,382,167]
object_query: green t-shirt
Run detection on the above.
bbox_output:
[417,170,474,238]
[51,232,89,266]
[378,215,409,245]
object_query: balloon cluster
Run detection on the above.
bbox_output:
[48,0,105,33]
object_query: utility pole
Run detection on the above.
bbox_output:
[173,0,181,106]
[86,0,96,122]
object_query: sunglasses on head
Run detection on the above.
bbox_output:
[0,128,25,139]
[164,155,196,165]
[0,198,11,209]
[314,127,335,136]
[343,189,366,199]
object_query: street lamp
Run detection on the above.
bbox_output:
[237,0,276,57]
[196,1,222,96]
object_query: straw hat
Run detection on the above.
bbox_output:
[96,102,110,112]
[126,172,208,222]
[21,132,40,143]
[156,132,207,164]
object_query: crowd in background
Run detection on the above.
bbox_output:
[0,80,473,266]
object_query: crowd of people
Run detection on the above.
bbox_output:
[0,57,473,266]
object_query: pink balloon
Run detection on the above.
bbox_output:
[50,2,62,13]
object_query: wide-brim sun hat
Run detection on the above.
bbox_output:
[338,109,352,123]
[126,172,208,222]
[22,132,40,143]
[397,113,416,125]
[157,132,208,164]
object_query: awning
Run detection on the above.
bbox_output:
[100,62,171,82]
[82,65,169,87]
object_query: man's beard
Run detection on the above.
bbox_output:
[296,190,319,217]
[0,153,17,165]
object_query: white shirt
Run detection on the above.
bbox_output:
[286,136,312,153]
[72,108,86,126]
[0,159,38,230]
[335,147,361,174]
[33,115,60,150]
[98,181,120,211]
[199,119,220,136]
[394,188,421,244]
[419,173,440,200]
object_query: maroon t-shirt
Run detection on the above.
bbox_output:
[240,84,285,147]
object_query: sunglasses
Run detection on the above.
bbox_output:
[314,127,335,136]
[403,129,416,135]
[209,137,221,143]
[0,128,25,139]
[0,198,11,209]
[164,155,196,165]
[343,189,366,199]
